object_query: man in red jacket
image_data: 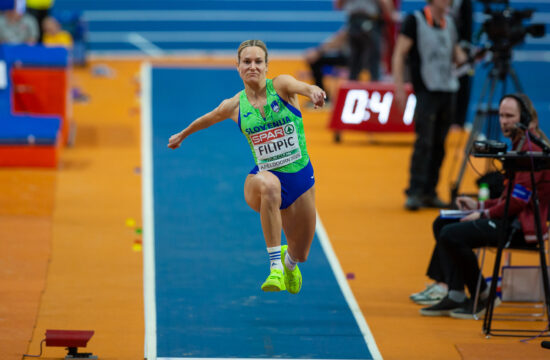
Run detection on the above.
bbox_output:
[410,93,550,319]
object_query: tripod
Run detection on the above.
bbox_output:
[450,49,524,202]
[475,152,550,337]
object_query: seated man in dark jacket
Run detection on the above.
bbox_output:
[410,93,550,319]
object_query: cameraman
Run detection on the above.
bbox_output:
[392,0,467,210]
[411,93,550,319]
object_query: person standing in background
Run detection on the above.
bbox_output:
[0,8,39,44]
[336,0,399,81]
[303,27,349,103]
[392,0,467,211]
[26,0,55,43]
[42,16,72,48]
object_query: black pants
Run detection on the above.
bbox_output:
[309,51,348,101]
[427,216,525,296]
[406,91,454,197]
[26,8,50,43]
[347,14,381,81]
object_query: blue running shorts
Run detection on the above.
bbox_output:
[248,160,315,209]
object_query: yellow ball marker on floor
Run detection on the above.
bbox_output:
[132,239,142,252]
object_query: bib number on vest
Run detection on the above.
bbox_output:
[250,123,302,171]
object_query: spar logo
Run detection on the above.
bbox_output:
[250,124,295,145]
[251,127,285,145]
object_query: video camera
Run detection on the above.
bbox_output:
[478,0,545,54]
[473,140,508,155]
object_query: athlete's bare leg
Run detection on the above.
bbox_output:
[281,186,316,262]
[244,172,282,247]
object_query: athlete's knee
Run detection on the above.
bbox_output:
[245,174,281,210]
[259,179,281,206]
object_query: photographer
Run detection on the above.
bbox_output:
[392,0,468,210]
[411,93,550,319]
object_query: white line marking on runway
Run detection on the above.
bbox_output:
[141,62,158,360]
[315,212,384,360]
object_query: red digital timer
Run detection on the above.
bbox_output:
[328,81,416,134]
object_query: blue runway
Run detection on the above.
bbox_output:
[141,65,382,359]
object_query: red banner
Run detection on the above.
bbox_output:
[329,81,416,133]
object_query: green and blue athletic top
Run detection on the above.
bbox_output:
[238,79,309,173]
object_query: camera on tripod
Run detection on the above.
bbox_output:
[451,0,545,202]
[478,0,545,54]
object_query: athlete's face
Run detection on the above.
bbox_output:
[238,46,267,84]
[499,97,521,139]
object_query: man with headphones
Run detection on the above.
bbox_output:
[409,93,550,319]
[392,0,468,210]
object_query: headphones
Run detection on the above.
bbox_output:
[500,93,532,126]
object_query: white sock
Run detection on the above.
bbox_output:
[284,249,298,271]
[267,246,283,271]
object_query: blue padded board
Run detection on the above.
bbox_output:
[150,67,374,359]
[0,115,60,145]
[0,45,68,125]
[0,44,69,67]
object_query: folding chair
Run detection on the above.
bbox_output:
[474,240,546,322]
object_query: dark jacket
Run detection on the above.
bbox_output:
[481,139,550,243]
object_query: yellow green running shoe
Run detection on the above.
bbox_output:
[261,268,286,292]
[282,245,302,294]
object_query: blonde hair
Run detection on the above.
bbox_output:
[237,40,268,64]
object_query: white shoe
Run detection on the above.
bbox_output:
[410,283,448,305]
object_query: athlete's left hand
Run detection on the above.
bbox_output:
[309,86,326,109]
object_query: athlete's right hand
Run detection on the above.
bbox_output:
[167,132,185,149]
[309,85,326,109]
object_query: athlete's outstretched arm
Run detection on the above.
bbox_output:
[273,74,326,109]
[167,94,239,149]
